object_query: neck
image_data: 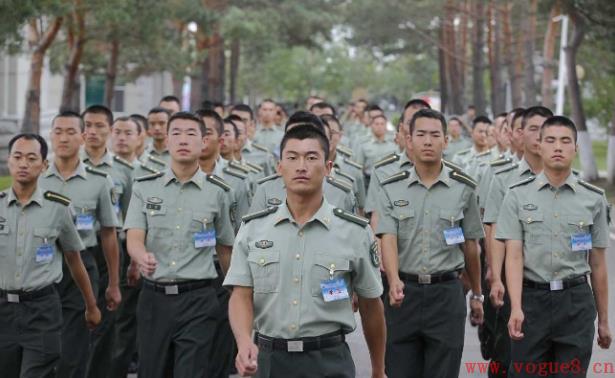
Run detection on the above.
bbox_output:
[286,191,323,226]
[54,155,81,179]
[86,145,106,165]
[497,143,508,153]
[414,159,442,188]
[220,151,233,161]
[515,148,524,160]
[474,144,489,153]
[261,122,274,129]
[524,152,543,174]
[198,154,217,175]
[171,161,199,183]
[12,182,37,205]
[543,167,571,188]
[450,134,460,141]
[115,151,135,162]
[153,140,166,152]
[374,134,385,142]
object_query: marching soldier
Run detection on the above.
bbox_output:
[145,107,172,168]
[355,113,398,183]
[231,104,277,176]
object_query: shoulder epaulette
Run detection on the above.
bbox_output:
[495,162,518,175]
[343,158,363,170]
[509,176,536,189]
[476,150,491,158]
[85,166,109,177]
[147,155,166,166]
[326,176,352,193]
[113,155,134,169]
[223,167,248,180]
[252,143,270,153]
[450,170,477,189]
[244,162,264,173]
[490,157,512,167]
[135,171,164,182]
[207,174,231,192]
[456,148,471,155]
[333,208,369,227]
[374,153,400,169]
[381,170,410,186]
[442,159,463,172]
[140,163,160,174]
[228,160,251,174]
[0,191,6,199]
[257,173,280,185]
[577,179,605,195]
[334,168,355,183]
[242,206,278,223]
[572,168,581,176]
[337,144,353,157]
[44,190,71,206]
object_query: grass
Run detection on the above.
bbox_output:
[0,176,11,191]
[573,140,608,172]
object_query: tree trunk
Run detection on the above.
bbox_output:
[103,38,120,108]
[501,2,517,108]
[522,0,538,106]
[566,9,598,180]
[607,99,615,184]
[458,0,468,93]
[512,4,525,107]
[488,0,505,115]
[472,0,486,114]
[438,24,448,114]
[60,5,85,112]
[541,1,560,110]
[202,33,225,103]
[444,0,464,114]
[21,17,63,133]
[229,38,240,104]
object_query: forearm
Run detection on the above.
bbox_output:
[216,245,233,275]
[381,234,400,282]
[100,228,120,286]
[358,297,386,373]
[126,229,147,262]
[229,288,255,346]
[462,240,482,294]
[490,239,506,282]
[483,224,492,267]
[505,241,524,310]
[590,250,609,324]
[64,252,97,308]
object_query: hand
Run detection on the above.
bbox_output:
[137,252,158,277]
[105,285,122,311]
[388,279,405,307]
[85,305,102,329]
[597,322,612,349]
[236,341,259,376]
[489,279,505,308]
[485,267,493,288]
[508,308,525,340]
[371,371,387,378]
[127,261,141,287]
[469,298,484,326]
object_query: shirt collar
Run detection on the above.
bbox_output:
[45,160,87,180]
[273,199,332,230]
[162,167,206,189]
[399,153,413,168]
[81,148,113,167]
[535,171,577,193]
[407,164,451,188]
[7,186,44,207]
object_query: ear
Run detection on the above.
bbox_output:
[324,158,333,176]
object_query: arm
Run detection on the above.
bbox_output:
[589,248,611,349]
[489,234,506,308]
[100,226,121,310]
[126,229,157,277]
[381,234,404,306]
[462,239,483,325]
[216,244,233,275]
[64,251,101,329]
[505,239,525,340]
[229,286,259,376]
[358,296,386,378]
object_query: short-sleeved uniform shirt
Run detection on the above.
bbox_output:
[355,136,398,176]
[365,153,413,214]
[253,126,284,159]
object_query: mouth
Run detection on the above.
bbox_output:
[293,176,309,182]
[552,155,564,160]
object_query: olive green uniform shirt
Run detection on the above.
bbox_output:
[365,153,413,214]
[355,136,398,176]
[253,127,284,158]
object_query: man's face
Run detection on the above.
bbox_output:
[148,112,169,142]
[467,107,476,119]
[233,119,247,150]
[159,100,180,115]
[200,117,220,159]
[354,101,367,117]
[278,138,331,197]
[306,97,322,110]
[167,119,204,164]
[486,125,497,148]
[522,115,547,156]
[311,106,333,117]
[83,112,111,150]
[8,138,47,185]
[328,120,342,155]
[258,101,276,124]
[472,122,489,149]
[409,117,447,164]
[231,110,255,140]
[214,106,224,118]
[540,125,577,171]
[511,117,524,152]
[371,117,387,138]
[50,117,83,158]
[274,106,285,125]
[402,105,424,129]
[365,109,383,126]
[112,120,139,157]
[220,122,236,157]
[448,119,462,138]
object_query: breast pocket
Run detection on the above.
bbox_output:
[0,223,10,257]
[565,214,593,235]
[33,227,59,263]
[74,201,97,217]
[439,209,465,247]
[519,210,545,245]
[144,205,167,227]
[392,208,415,238]
[189,211,214,233]
[310,253,351,297]
[247,250,280,294]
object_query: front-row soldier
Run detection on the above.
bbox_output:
[224,125,386,377]
[124,112,235,378]
[376,109,485,378]
[0,134,100,378]
[496,116,611,377]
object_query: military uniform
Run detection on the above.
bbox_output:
[123,168,235,378]
[332,154,366,211]
[495,173,610,377]
[253,126,284,158]
[444,136,472,160]
[354,136,398,178]
[0,188,84,378]
[39,161,119,378]
[223,201,383,378]
[364,153,412,215]
[241,140,276,176]
[376,165,485,377]
[249,174,356,214]
[212,158,253,232]
[146,146,171,166]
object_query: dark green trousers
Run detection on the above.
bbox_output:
[508,283,596,378]
[0,287,62,378]
[56,247,99,378]
[385,279,466,378]
[207,262,235,378]
[256,341,355,378]
[137,283,219,378]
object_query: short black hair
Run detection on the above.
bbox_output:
[223,117,239,139]
[259,98,276,108]
[82,104,113,126]
[320,114,343,131]
[284,111,326,133]
[365,104,383,113]
[280,124,330,161]
[522,106,554,129]
[167,111,206,136]
[309,101,336,116]
[540,115,578,143]
[370,114,387,124]
[160,95,181,106]
[511,108,526,130]
[226,114,243,124]
[230,104,254,120]
[448,116,465,127]
[52,110,84,132]
[409,108,448,135]
[472,116,492,129]
[113,116,141,134]
[8,133,48,160]
[130,113,148,132]
[404,98,431,111]
[468,105,476,110]
[195,108,224,136]
[148,107,171,118]
[213,101,224,109]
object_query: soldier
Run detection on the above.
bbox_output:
[231,104,276,176]
[159,94,181,115]
[0,134,101,378]
[452,116,498,171]
[496,116,612,376]
[224,124,386,378]
[145,107,172,168]
[444,116,471,160]
[254,99,284,155]
[355,113,398,184]
[124,111,235,378]
[377,109,485,377]
[129,113,150,163]
[40,111,121,378]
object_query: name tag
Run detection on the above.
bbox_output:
[76,214,94,230]
[35,243,54,263]
[320,278,349,302]
[571,233,592,252]
[443,227,465,245]
[194,229,216,248]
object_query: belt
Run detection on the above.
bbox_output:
[0,285,55,303]
[142,279,213,295]
[399,270,461,285]
[523,276,587,291]
[255,330,345,353]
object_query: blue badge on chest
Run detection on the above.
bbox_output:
[76,214,94,230]
[571,233,592,252]
[320,278,350,302]
[194,229,216,248]
[35,243,54,263]
[443,227,465,245]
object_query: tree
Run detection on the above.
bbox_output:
[59,0,85,111]
[541,1,560,110]
[471,0,486,115]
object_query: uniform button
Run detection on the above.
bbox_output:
[292,300,298,305]
[298,231,304,237]
[554,213,559,218]
[330,264,336,269]
[293,277,300,283]
[554,233,559,237]
[259,258,265,265]
[554,271,559,276]
[176,225,180,229]
[171,261,176,266]
[150,211,154,215]
[178,208,182,212]
[425,210,429,215]
[290,324,297,330]
[295,254,300,260]
[399,215,405,220]
[422,267,427,272]
[15,273,20,277]
[527,217,532,223]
